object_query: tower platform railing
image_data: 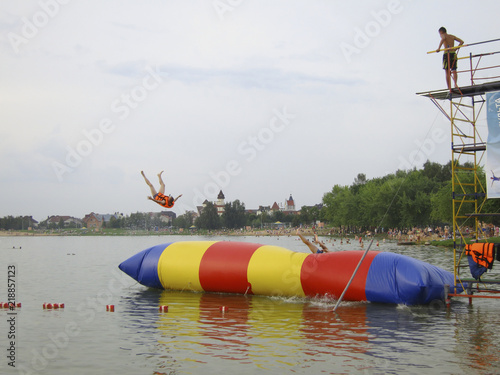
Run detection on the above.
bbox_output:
[417,38,500,304]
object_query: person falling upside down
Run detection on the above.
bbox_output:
[297,229,329,254]
[141,171,182,209]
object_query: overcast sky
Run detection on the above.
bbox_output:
[1,0,499,220]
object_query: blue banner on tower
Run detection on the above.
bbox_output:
[486,91,500,198]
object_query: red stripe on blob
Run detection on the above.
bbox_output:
[300,251,378,301]
[199,242,261,294]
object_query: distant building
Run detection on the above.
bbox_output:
[248,196,298,216]
[285,194,295,211]
[259,205,271,213]
[215,190,225,216]
[160,210,176,223]
[146,211,176,225]
[42,215,83,228]
[196,201,208,217]
[83,213,102,229]
[269,195,299,215]
[23,216,38,228]
[82,212,122,229]
[198,191,226,217]
[246,205,271,216]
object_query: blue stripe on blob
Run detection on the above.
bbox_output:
[365,252,461,305]
[118,243,171,289]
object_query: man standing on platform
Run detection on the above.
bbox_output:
[436,27,464,91]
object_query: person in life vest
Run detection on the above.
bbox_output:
[141,171,182,209]
[296,229,329,254]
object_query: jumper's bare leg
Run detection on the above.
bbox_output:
[297,229,317,254]
[157,171,166,195]
[141,171,157,197]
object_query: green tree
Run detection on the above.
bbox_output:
[299,205,312,225]
[108,216,123,228]
[271,210,285,223]
[222,200,246,229]
[430,181,452,223]
[196,202,221,230]
[260,211,272,225]
[354,173,367,186]
[323,185,362,228]
[126,212,148,229]
[422,160,451,183]
[174,211,195,229]
[0,216,23,230]
[322,164,455,229]
[291,214,302,227]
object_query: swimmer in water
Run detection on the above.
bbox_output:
[141,171,182,209]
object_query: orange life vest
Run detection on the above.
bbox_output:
[154,193,174,208]
[465,243,495,269]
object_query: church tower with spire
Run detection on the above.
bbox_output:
[215,190,225,216]
[286,194,295,211]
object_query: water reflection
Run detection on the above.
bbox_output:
[119,290,374,373]
[451,305,500,373]
[116,289,500,374]
[3,236,500,374]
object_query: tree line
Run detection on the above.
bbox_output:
[0,216,37,230]
[174,200,322,230]
[188,160,500,231]
[0,213,174,231]
[322,160,500,230]
[4,161,500,232]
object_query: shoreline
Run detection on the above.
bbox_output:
[0,228,460,246]
[4,230,499,248]
[0,229,331,237]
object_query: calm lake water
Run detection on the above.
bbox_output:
[1,235,500,374]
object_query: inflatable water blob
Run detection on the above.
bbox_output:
[119,241,463,305]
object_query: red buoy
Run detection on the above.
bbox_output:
[106,304,115,312]
[219,306,228,313]
[159,305,168,312]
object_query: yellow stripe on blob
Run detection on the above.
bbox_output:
[157,241,216,292]
[247,245,308,297]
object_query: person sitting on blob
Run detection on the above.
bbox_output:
[141,171,182,209]
[297,229,329,254]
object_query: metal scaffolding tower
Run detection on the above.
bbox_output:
[417,39,500,303]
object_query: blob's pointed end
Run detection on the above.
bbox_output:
[118,249,148,281]
[119,243,171,289]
